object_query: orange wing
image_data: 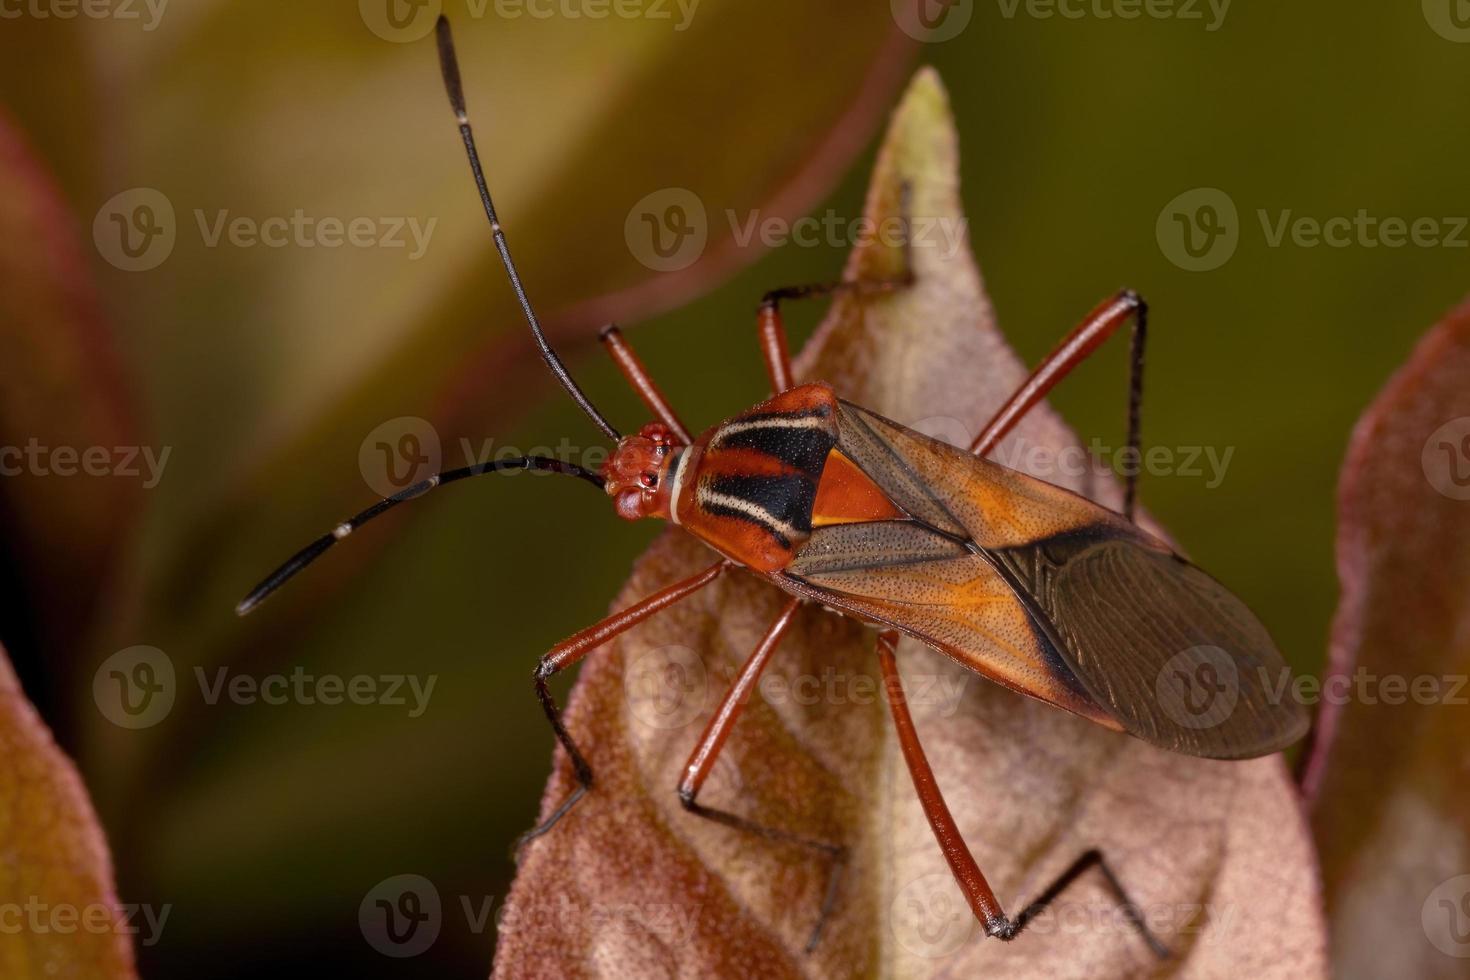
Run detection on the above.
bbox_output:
[777,401,1308,760]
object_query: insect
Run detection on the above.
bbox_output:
[239,16,1308,957]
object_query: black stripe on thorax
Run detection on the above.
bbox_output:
[712,407,836,478]
[703,472,818,543]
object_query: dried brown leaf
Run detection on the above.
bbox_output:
[495,69,1325,979]
[0,645,136,979]
[1302,299,1470,977]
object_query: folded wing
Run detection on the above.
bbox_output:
[779,402,1307,760]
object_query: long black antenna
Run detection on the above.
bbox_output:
[235,456,604,616]
[435,16,621,442]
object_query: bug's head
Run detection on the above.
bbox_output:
[603,422,679,521]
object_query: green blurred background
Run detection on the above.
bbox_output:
[1,1,1467,976]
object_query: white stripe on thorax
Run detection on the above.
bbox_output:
[709,415,829,447]
[696,484,802,542]
[667,449,693,525]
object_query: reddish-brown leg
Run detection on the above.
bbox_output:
[756,182,915,395]
[598,324,693,444]
[518,559,730,851]
[970,290,1148,520]
[756,299,796,395]
[756,276,914,396]
[677,596,847,951]
[876,630,1168,956]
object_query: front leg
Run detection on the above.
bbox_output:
[516,559,730,851]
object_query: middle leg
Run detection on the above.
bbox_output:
[677,595,848,951]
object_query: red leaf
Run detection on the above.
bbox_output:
[0,645,137,978]
[0,110,140,659]
[1303,298,1470,977]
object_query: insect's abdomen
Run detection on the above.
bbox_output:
[671,384,843,572]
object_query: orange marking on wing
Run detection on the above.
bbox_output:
[812,450,904,527]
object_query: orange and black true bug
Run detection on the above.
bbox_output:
[239,17,1308,956]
